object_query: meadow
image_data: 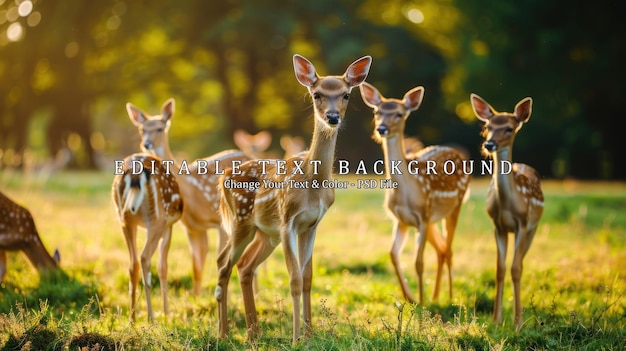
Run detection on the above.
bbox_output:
[0,170,625,350]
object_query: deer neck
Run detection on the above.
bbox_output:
[152,133,184,172]
[23,240,58,272]
[305,120,338,180]
[158,135,176,163]
[492,146,515,203]
[381,135,409,183]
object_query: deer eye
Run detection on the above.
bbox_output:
[343,94,350,100]
[156,128,164,133]
[505,127,514,133]
[313,93,321,100]
[396,113,403,118]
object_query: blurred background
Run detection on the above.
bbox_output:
[0,0,623,179]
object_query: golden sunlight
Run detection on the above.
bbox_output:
[406,8,424,24]
[18,0,32,17]
[6,22,23,42]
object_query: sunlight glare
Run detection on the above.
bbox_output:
[65,42,79,58]
[27,11,40,27]
[455,101,474,122]
[406,8,424,24]
[6,6,18,21]
[6,22,23,42]
[106,15,121,30]
[18,0,32,17]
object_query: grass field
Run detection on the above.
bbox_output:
[1,170,625,350]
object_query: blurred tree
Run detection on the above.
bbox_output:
[0,0,117,169]
[0,0,622,178]
[435,0,624,179]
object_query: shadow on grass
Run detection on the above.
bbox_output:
[0,269,99,316]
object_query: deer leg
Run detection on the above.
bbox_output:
[141,221,165,323]
[186,228,208,295]
[511,226,536,332]
[281,224,303,345]
[443,205,462,300]
[237,232,277,342]
[414,222,429,306]
[426,223,445,301]
[216,226,228,255]
[158,225,173,317]
[493,228,508,324]
[215,222,256,339]
[0,250,6,282]
[521,226,537,258]
[390,221,414,303]
[299,226,317,339]
[515,225,537,331]
[122,223,140,322]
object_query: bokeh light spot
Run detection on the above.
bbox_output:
[7,22,23,42]
[406,8,424,24]
[18,0,32,17]
[27,11,41,27]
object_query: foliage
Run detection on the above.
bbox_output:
[445,0,625,179]
[0,1,623,178]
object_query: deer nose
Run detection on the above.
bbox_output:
[143,141,153,150]
[483,140,497,152]
[326,112,340,125]
[377,125,389,136]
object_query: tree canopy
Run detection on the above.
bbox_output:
[1,0,623,179]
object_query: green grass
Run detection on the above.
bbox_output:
[1,171,625,350]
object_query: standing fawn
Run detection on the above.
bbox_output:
[359,82,471,305]
[216,54,372,344]
[127,99,251,294]
[112,153,183,322]
[234,130,307,294]
[470,93,544,331]
[0,191,60,282]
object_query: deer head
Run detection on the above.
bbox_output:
[360,82,425,143]
[471,94,532,156]
[293,54,372,129]
[126,98,175,156]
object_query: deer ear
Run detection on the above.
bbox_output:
[253,131,272,152]
[161,98,175,122]
[514,97,532,123]
[470,93,496,122]
[233,129,250,150]
[359,82,382,108]
[403,86,425,112]
[344,56,372,87]
[126,103,146,127]
[280,135,305,155]
[293,54,318,87]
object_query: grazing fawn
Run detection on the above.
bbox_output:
[0,191,60,282]
[112,153,183,322]
[359,82,471,305]
[470,94,544,331]
[127,99,250,294]
[215,54,372,344]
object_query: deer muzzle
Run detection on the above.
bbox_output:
[326,112,340,125]
[483,140,497,152]
[377,125,389,137]
[142,141,153,151]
